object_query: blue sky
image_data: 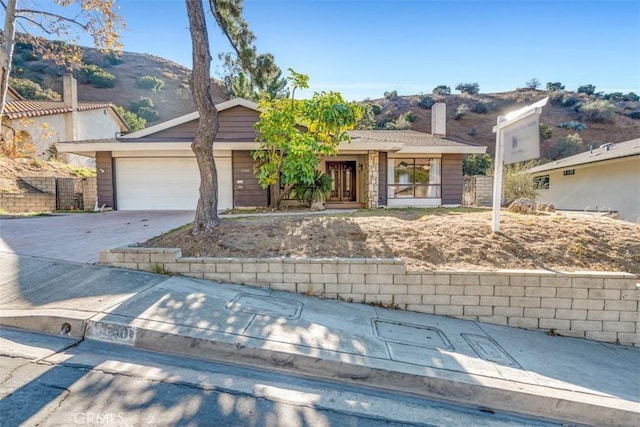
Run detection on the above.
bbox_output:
[31,0,640,100]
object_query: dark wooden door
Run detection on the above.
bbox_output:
[326,161,356,202]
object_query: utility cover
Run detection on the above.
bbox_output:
[373,319,453,351]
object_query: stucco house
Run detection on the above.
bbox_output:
[56,98,486,211]
[529,138,640,222]
[2,74,128,166]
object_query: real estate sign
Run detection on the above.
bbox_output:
[502,114,540,165]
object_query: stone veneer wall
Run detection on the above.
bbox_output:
[100,247,640,346]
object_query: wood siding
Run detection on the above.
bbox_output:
[152,119,198,139]
[378,151,387,205]
[232,151,268,207]
[96,151,114,208]
[441,153,463,204]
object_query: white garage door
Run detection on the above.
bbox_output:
[116,157,232,210]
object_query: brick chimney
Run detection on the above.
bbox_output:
[431,102,446,138]
[63,73,78,109]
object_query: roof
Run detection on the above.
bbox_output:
[348,130,487,154]
[529,138,640,174]
[3,99,115,120]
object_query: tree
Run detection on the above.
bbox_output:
[113,105,146,132]
[524,78,540,90]
[1,0,125,133]
[253,69,363,210]
[432,85,451,95]
[546,82,565,91]
[463,153,492,176]
[455,82,480,95]
[577,84,596,95]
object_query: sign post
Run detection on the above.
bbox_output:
[491,97,548,232]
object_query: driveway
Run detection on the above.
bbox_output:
[0,211,194,263]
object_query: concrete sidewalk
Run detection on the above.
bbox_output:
[0,252,638,426]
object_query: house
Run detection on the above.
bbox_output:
[529,138,640,222]
[2,74,129,166]
[56,98,486,210]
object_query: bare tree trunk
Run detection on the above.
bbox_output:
[0,0,17,136]
[185,0,220,234]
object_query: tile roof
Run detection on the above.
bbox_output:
[348,130,483,148]
[529,137,640,173]
[3,100,114,120]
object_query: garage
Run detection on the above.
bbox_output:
[115,157,232,210]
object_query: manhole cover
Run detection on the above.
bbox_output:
[462,334,521,368]
[373,319,453,351]
[226,293,302,319]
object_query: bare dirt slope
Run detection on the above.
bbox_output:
[0,157,92,193]
[143,209,640,275]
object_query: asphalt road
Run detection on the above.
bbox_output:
[0,328,563,427]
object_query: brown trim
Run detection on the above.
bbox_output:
[378,152,387,205]
[95,151,114,208]
[232,151,268,207]
[441,153,463,204]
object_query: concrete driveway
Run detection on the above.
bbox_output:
[0,211,194,263]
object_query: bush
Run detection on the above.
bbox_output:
[558,121,587,132]
[356,104,376,130]
[524,78,540,90]
[78,64,115,88]
[136,75,165,93]
[579,100,615,123]
[539,123,553,141]
[577,84,596,95]
[104,51,123,66]
[130,97,160,122]
[542,133,583,160]
[627,111,640,120]
[604,92,624,102]
[502,161,538,204]
[625,92,640,102]
[470,102,489,114]
[546,82,565,91]
[8,78,61,101]
[455,82,480,95]
[432,85,451,95]
[463,153,492,176]
[383,90,398,99]
[370,104,382,115]
[384,112,414,130]
[549,90,580,107]
[418,95,435,109]
[114,105,147,132]
[468,127,478,137]
[291,171,332,205]
[376,117,392,129]
[454,103,469,119]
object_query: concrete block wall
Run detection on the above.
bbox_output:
[81,177,97,210]
[0,192,56,213]
[19,176,56,194]
[100,247,640,346]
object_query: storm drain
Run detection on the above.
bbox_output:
[373,319,453,351]
[226,293,302,319]
[462,334,521,368]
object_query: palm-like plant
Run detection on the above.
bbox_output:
[292,171,333,209]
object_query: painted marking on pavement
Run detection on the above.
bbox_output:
[86,321,137,346]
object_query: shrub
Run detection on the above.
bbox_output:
[468,126,478,137]
[418,95,435,109]
[542,133,583,160]
[104,51,123,66]
[114,105,147,132]
[78,64,115,88]
[356,104,376,130]
[432,85,451,95]
[549,90,580,107]
[454,103,469,119]
[524,78,540,90]
[291,171,332,204]
[502,161,539,204]
[8,78,61,101]
[376,117,392,129]
[604,92,624,102]
[577,84,596,95]
[370,104,382,115]
[539,123,553,141]
[470,102,489,114]
[136,75,165,93]
[130,97,160,122]
[579,100,615,123]
[384,112,414,130]
[455,82,480,95]
[546,82,565,91]
[625,92,640,102]
[558,121,587,132]
[627,111,640,120]
[463,153,492,176]
[383,90,398,99]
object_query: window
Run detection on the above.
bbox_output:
[389,158,441,198]
[533,175,550,189]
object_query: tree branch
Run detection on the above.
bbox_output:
[15,9,91,31]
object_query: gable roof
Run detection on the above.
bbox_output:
[529,137,640,174]
[348,130,486,154]
[3,99,116,120]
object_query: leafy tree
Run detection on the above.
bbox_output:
[218,51,288,100]
[546,82,565,91]
[113,105,146,132]
[418,95,435,109]
[356,104,376,130]
[383,90,397,99]
[253,69,363,210]
[130,97,159,122]
[8,77,60,100]
[1,0,125,134]
[524,78,540,90]
[455,82,480,95]
[577,84,596,95]
[463,153,492,176]
[432,85,451,95]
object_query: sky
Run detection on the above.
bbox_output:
[14,0,640,101]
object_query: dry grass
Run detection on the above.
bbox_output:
[0,157,93,193]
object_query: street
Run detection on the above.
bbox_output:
[0,327,562,426]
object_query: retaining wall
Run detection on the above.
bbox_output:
[0,192,56,213]
[100,247,640,346]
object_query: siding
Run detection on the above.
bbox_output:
[232,150,268,207]
[152,119,198,139]
[378,152,387,205]
[441,153,463,204]
[96,151,114,208]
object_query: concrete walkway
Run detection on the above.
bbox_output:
[0,252,638,426]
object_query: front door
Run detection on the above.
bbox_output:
[327,161,357,202]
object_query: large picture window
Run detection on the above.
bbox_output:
[389,158,441,198]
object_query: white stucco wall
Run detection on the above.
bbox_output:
[534,157,640,222]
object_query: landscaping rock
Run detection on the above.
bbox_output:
[508,198,537,214]
[538,203,556,212]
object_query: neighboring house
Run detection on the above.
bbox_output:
[529,138,640,222]
[2,74,129,166]
[56,98,486,211]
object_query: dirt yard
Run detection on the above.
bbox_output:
[143,208,640,275]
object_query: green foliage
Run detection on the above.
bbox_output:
[463,153,492,176]
[375,117,392,129]
[605,91,639,102]
[539,123,553,141]
[626,92,640,102]
[579,100,615,123]
[468,127,478,137]
[549,90,580,107]
[114,105,147,131]
[432,85,451,95]
[627,111,640,120]
[8,78,61,100]
[542,133,583,160]
[546,82,564,91]
[384,111,414,129]
[502,161,538,203]
[524,78,540,90]
[291,170,333,204]
[454,103,470,119]
[356,104,376,130]
[370,104,382,115]
[418,95,435,109]
[104,51,123,66]
[470,102,489,114]
[558,121,587,132]
[383,90,398,99]
[78,64,115,88]
[135,75,165,93]
[577,84,596,95]
[130,97,160,122]
[455,82,480,95]
[253,69,363,209]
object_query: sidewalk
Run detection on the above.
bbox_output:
[0,251,638,426]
